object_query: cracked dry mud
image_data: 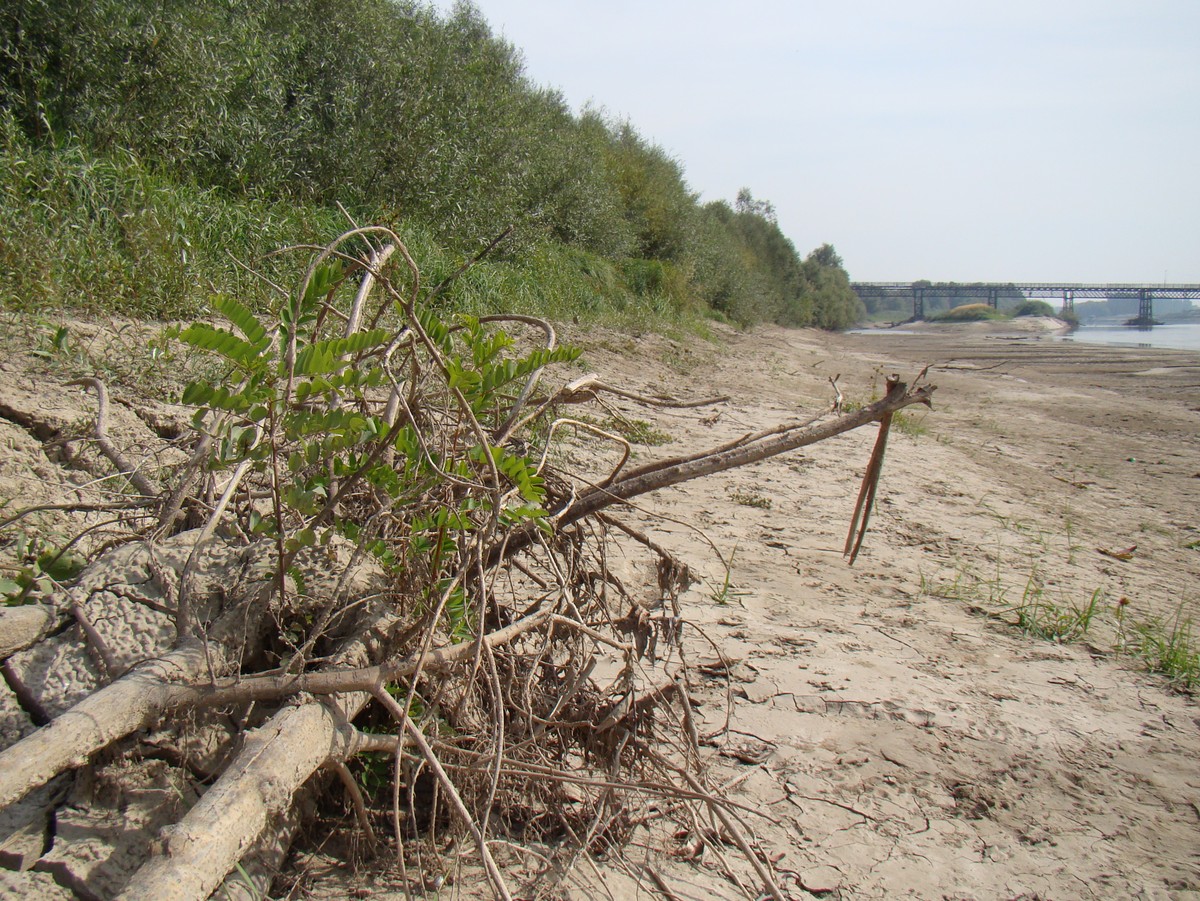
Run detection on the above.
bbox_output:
[2,316,1199,899]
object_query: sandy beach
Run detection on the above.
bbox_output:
[542,318,1200,899]
[1,316,1198,899]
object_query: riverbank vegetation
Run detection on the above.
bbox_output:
[0,0,863,329]
[928,300,1076,324]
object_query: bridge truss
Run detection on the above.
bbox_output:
[850,282,1200,322]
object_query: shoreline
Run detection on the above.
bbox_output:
[856,315,1200,352]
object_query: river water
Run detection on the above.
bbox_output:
[1059,322,1200,352]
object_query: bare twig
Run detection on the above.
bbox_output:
[68,377,159,500]
[328,759,379,851]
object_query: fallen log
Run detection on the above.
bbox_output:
[116,700,357,901]
[0,639,226,812]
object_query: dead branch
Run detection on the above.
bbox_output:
[0,499,153,532]
[373,687,515,901]
[0,576,270,810]
[117,700,357,901]
[164,605,554,712]
[67,376,160,500]
[666,759,788,901]
[329,758,380,851]
[498,376,935,564]
[554,373,729,409]
[0,640,225,810]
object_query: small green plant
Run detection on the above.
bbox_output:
[710,545,749,605]
[921,558,1008,607]
[31,323,71,359]
[922,554,1102,645]
[175,235,580,640]
[1,531,88,604]
[610,416,672,447]
[892,410,927,438]
[729,490,772,510]
[1009,582,1104,644]
[1063,514,1081,565]
[1117,602,1199,692]
[225,862,265,901]
[926,524,1196,691]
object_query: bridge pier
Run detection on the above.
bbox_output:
[912,286,924,320]
[1062,290,1074,314]
[1137,289,1153,324]
[987,287,998,309]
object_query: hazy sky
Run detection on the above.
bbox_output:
[429,1,1199,283]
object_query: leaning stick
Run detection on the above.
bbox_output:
[844,374,902,564]
[567,378,928,527]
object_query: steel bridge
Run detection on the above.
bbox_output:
[850,282,1200,323]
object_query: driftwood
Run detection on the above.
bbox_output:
[0,228,935,900]
[116,700,367,901]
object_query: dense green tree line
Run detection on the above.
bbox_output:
[1,0,861,327]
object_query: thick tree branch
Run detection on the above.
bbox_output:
[496,377,934,564]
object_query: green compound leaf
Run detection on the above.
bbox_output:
[292,328,391,377]
[212,294,269,348]
[179,323,272,371]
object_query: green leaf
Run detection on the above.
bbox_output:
[303,260,345,306]
[290,329,391,377]
[182,380,214,406]
[37,549,86,583]
[212,294,269,347]
[180,323,270,371]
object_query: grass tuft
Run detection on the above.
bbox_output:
[1009,582,1104,644]
[1117,603,1199,691]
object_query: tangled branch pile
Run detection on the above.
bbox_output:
[0,228,934,899]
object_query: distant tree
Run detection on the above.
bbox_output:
[0,0,866,326]
[801,244,864,329]
[601,119,697,261]
[1013,299,1055,317]
[806,243,844,270]
[735,187,777,224]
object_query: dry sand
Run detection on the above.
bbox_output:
[1,316,1198,899]
[540,318,1200,901]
